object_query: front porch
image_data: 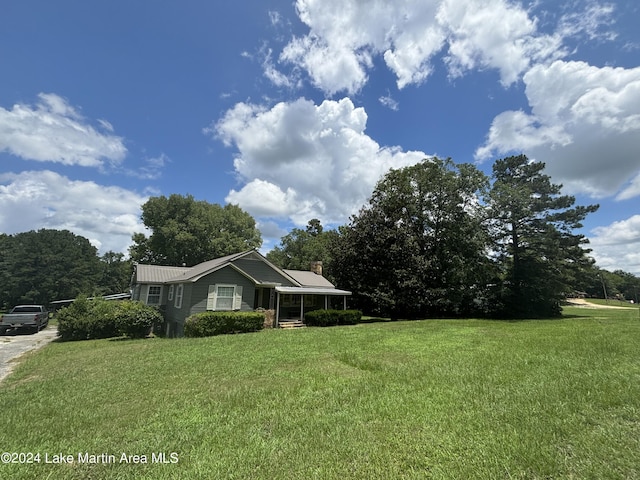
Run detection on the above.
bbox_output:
[274,286,352,327]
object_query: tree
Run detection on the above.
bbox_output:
[581,267,640,302]
[129,194,262,266]
[333,158,494,319]
[488,155,599,317]
[266,219,338,281]
[99,251,133,295]
[0,229,102,308]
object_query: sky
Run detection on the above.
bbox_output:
[1,1,639,274]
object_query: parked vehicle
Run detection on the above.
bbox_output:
[0,305,49,334]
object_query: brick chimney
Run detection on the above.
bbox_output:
[310,261,323,276]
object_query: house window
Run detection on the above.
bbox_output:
[175,284,184,309]
[147,285,162,305]
[207,284,243,311]
[168,284,174,301]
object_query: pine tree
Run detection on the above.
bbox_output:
[488,155,599,317]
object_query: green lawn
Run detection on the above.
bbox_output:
[1,306,639,479]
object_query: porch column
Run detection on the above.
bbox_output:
[343,296,347,310]
[325,295,328,310]
[276,292,280,327]
[300,294,304,321]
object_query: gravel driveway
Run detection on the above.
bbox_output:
[0,326,59,384]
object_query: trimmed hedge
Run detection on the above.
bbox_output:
[57,297,162,341]
[184,311,264,337]
[304,309,362,327]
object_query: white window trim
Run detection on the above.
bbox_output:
[168,284,174,302]
[207,284,243,311]
[146,285,163,305]
[175,284,184,309]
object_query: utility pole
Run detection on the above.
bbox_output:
[599,274,608,304]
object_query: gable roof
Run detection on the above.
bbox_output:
[134,264,191,283]
[133,250,337,289]
[164,250,255,284]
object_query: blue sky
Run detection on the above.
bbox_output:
[1,1,639,274]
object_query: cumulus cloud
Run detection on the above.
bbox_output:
[274,0,577,94]
[0,170,147,254]
[589,215,640,275]
[0,93,127,167]
[476,61,640,198]
[211,97,429,225]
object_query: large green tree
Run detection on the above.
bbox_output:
[333,158,494,319]
[488,155,599,317]
[0,229,102,308]
[99,251,133,295]
[129,194,262,266]
[266,219,338,282]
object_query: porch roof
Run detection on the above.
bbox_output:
[275,286,351,296]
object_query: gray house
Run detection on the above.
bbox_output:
[131,250,351,336]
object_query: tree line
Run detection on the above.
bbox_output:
[268,155,634,318]
[1,155,636,317]
[0,230,132,310]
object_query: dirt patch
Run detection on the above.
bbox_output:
[565,298,635,310]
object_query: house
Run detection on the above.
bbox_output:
[131,249,351,336]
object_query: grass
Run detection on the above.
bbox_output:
[1,307,639,479]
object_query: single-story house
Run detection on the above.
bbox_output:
[131,249,351,336]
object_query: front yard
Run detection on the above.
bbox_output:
[1,304,639,479]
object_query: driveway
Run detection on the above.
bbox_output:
[0,326,59,384]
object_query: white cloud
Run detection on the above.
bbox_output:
[0,93,127,167]
[275,0,579,94]
[119,153,170,180]
[261,46,301,89]
[0,170,147,255]
[378,92,399,111]
[268,10,283,27]
[589,215,640,275]
[558,2,617,42]
[617,172,640,201]
[438,0,565,86]
[212,97,429,226]
[476,60,640,198]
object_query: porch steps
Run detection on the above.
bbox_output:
[278,320,306,329]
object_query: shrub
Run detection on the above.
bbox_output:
[115,301,162,339]
[57,297,163,341]
[184,311,264,337]
[57,297,119,341]
[304,309,362,327]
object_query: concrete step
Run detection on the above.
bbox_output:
[279,320,306,329]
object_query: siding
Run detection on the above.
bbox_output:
[163,266,256,335]
[189,266,255,315]
[232,258,297,286]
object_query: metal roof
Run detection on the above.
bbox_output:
[135,264,191,283]
[133,251,346,294]
[275,286,351,296]
[283,269,336,288]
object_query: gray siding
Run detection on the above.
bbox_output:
[232,258,296,286]
[163,266,256,335]
[190,267,255,315]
